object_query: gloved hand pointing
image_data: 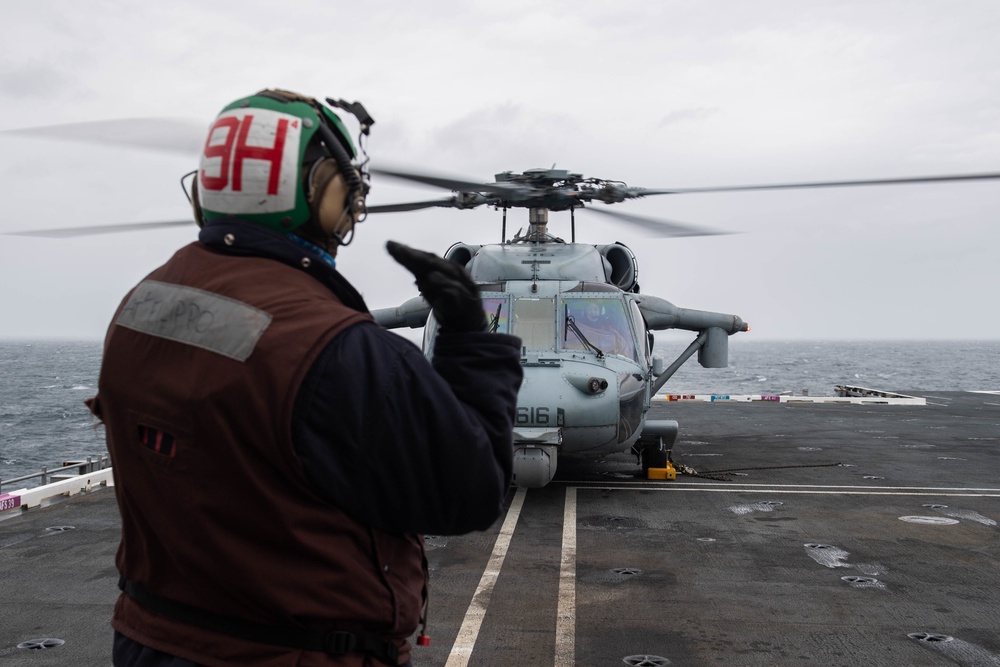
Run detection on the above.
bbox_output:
[386,240,488,333]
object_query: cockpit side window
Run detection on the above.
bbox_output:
[630,299,650,362]
[561,297,638,361]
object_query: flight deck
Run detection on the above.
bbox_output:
[2,391,998,666]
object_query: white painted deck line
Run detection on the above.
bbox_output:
[555,487,577,667]
[445,486,527,667]
[559,480,1000,492]
[575,485,1000,498]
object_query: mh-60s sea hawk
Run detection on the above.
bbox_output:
[365,163,1000,488]
[368,166,750,488]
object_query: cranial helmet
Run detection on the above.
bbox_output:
[195,89,371,235]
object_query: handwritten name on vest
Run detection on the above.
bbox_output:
[116,280,272,361]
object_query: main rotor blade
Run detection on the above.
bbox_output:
[371,167,516,195]
[1,118,206,156]
[581,206,732,237]
[5,219,193,238]
[367,199,460,213]
[643,172,1000,195]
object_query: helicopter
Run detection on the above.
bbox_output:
[356,164,1000,487]
[364,166,754,488]
[4,119,999,488]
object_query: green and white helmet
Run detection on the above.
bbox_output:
[196,90,365,233]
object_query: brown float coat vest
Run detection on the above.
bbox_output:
[94,242,423,666]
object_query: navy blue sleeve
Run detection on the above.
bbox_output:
[291,322,523,534]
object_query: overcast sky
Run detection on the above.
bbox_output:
[1,0,997,342]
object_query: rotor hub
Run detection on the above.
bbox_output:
[528,208,549,240]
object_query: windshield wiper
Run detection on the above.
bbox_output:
[488,303,502,333]
[564,306,605,359]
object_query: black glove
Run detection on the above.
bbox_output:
[386,240,487,333]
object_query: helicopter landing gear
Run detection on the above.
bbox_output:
[636,441,676,480]
[640,442,669,473]
[634,419,679,475]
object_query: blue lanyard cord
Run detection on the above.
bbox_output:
[287,234,337,269]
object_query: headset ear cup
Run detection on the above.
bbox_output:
[308,159,352,237]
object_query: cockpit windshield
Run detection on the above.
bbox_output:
[475,294,637,360]
[511,297,556,349]
[561,297,637,360]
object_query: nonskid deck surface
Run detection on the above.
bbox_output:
[2,391,998,666]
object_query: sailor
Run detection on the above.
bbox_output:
[87,89,523,666]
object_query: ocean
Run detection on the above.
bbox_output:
[1,338,997,490]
